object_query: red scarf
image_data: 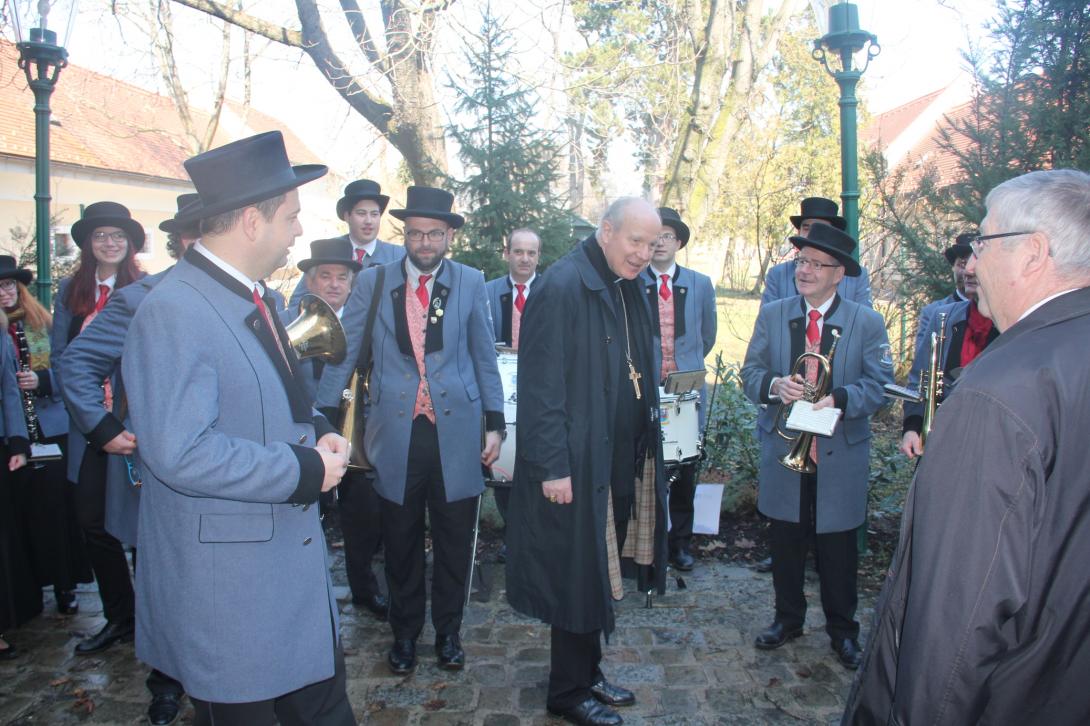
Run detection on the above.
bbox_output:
[960,301,993,367]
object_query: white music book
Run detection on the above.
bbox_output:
[785,400,841,437]
[30,442,63,461]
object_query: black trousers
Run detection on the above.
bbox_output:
[769,472,859,641]
[74,447,135,622]
[547,627,603,710]
[129,544,185,699]
[492,485,510,526]
[381,417,477,641]
[189,645,354,726]
[667,461,698,550]
[337,469,383,601]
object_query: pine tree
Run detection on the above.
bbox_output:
[446,8,573,279]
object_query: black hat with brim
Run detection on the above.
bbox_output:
[159,193,202,233]
[71,201,146,252]
[0,255,32,285]
[336,179,390,219]
[657,207,691,247]
[789,196,847,231]
[790,223,861,277]
[944,232,976,265]
[174,131,328,225]
[298,238,364,273]
[388,186,464,229]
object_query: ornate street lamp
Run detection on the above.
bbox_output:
[812,1,879,256]
[5,0,78,306]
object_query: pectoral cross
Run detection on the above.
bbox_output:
[627,361,642,400]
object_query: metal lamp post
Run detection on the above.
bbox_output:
[6,0,78,307]
[812,1,879,257]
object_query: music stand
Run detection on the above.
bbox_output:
[663,368,706,395]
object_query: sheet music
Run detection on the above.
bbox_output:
[30,442,63,461]
[785,400,841,437]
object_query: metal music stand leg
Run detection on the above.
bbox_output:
[465,492,483,609]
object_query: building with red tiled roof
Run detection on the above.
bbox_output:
[0,39,337,277]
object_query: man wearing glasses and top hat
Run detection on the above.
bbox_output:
[316,185,504,677]
[761,197,873,308]
[287,179,404,311]
[121,131,353,724]
[741,223,891,672]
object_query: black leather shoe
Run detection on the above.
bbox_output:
[547,697,623,725]
[754,556,773,573]
[387,638,416,675]
[754,621,803,650]
[590,677,635,707]
[353,592,389,620]
[435,633,465,671]
[55,589,79,615]
[75,618,135,655]
[832,637,863,670]
[670,547,694,572]
[147,693,182,725]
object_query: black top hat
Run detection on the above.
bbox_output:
[336,179,390,220]
[297,238,364,273]
[944,232,976,265]
[789,197,847,231]
[0,255,32,286]
[389,186,464,229]
[657,207,691,247]
[159,193,202,233]
[71,201,147,252]
[790,223,861,277]
[174,131,328,225]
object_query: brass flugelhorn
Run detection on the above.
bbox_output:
[775,330,840,474]
[286,294,347,364]
[883,311,946,447]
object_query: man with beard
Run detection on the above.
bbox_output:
[316,186,504,676]
[844,169,1090,725]
[506,198,668,726]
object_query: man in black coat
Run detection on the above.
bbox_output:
[506,198,668,726]
[844,169,1090,724]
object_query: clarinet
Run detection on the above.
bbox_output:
[13,322,44,443]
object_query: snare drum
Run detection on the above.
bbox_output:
[659,387,701,466]
[490,347,519,483]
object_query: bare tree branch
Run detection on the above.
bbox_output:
[171,0,303,46]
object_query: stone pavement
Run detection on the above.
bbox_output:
[0,548,873,725]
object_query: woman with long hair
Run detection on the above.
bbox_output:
[52,202,146,655]
[0,255,91,619]
[0,307,34,659]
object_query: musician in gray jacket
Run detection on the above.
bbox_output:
[317,186,504,677]
[741,223,891,671]
[58,194,198,725]
[642,208,717,572]
[122,132,352,724]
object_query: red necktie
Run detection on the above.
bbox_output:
[94,284,110,313]
[416,274,432,310]
[514,283,526,313]
[806,309,821,346]
[961,301,993,367]
[355,248,366,264]
[659,274,671,301]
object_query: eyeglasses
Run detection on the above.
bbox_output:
[90,230,130,244]
[404,228,447,243]
[796,256,842,271]
[124,455,142,488]
[970,230,1033,257]
[657,233,678,243]
[0,280,17,291]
